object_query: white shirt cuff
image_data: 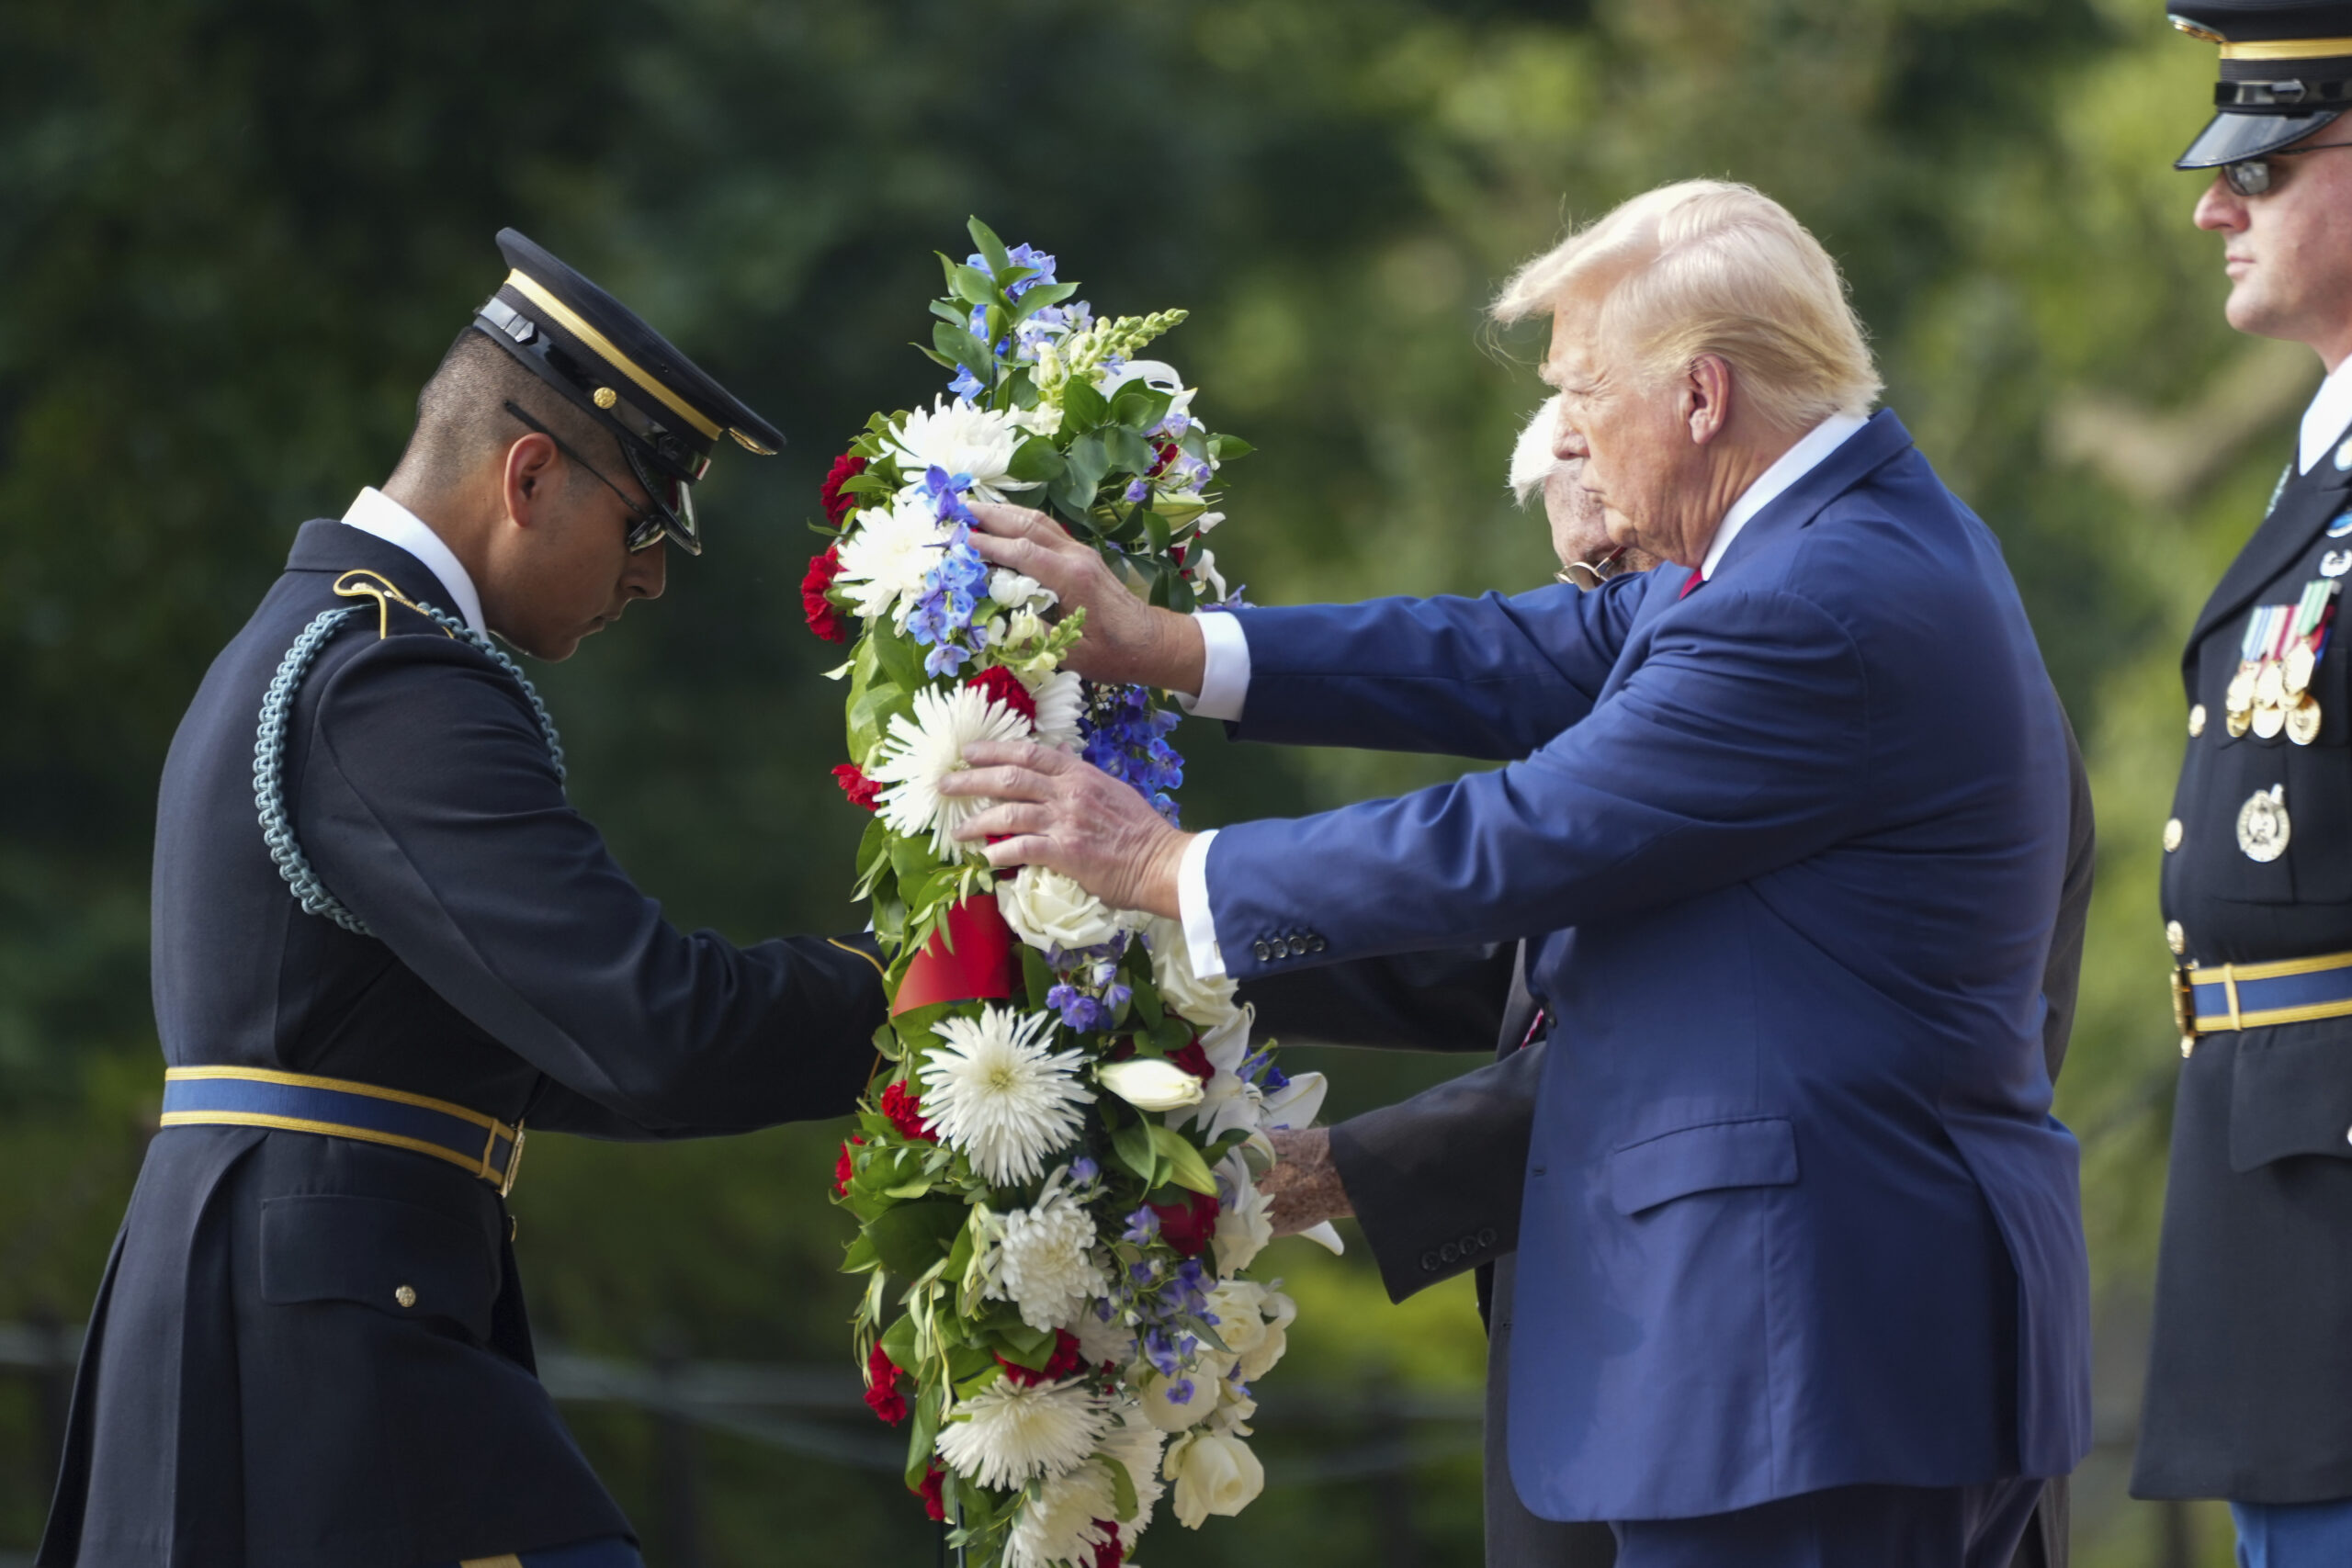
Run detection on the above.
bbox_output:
[1175,610,1250,722]
[1176,829,1227,981]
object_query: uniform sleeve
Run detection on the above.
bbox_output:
[1226,574,1652,761]
[2041,699,2095,1086]
[296,636,888,1137]
[1207,587,1872,977]
[1236,943,1517,1054]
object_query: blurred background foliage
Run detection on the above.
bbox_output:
[0,0,2289,1562]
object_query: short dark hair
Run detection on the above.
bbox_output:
[388,328,618,497]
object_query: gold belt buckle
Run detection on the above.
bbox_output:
[2172,965,2199,1057]
[501,1123,526,1198]
[479,1119,526,1197]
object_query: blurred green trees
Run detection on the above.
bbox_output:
[0,0,2284,1562]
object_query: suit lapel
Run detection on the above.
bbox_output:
[1711,409,1916,584]
[2186,452,2352,655]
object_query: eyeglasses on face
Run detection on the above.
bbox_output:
[2222,140,2352,197]
[502,400,691,554]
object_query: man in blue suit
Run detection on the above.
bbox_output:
[943,180,2091,1567]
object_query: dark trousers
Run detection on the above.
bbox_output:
[1609,1478,2042,1568]
[434,1537,643,1568]
[1482,1260,2069,1568]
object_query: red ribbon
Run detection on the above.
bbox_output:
[891,893,1021,1017]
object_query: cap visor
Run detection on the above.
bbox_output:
[2177,107,2343,168]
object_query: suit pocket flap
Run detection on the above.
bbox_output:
[260,1193,499,1340]
[1611,1117,1799,1216]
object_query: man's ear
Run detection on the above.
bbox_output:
[501,433,561,528]
[1683,355,1734,446]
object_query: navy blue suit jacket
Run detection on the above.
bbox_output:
[1206,412,2091,1521]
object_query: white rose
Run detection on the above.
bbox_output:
[1164,1430,1265,1528]
[1211,1154,1273,1276]
[1000,865,1128,952]
[1235,1290,1294,1383]
[1097,1057,1206,1113]
[1147,917,1241,1030]
[1135,1367,1221,1432]
[1204,1280,1270,1361]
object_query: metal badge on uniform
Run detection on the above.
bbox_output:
[2238,784,2290,863]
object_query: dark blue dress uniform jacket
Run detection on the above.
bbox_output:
[1201,412,2092,1523]
[39,520,887,1568]
[2137,427,2352,1505]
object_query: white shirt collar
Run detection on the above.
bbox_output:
[1699,412,1871,580]
[2300,357,2352,476]
[338,487,487,637]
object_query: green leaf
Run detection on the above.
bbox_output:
[929,299,968,327]
[841,1232,879,1274]
[1166,573,1198,615]
[1209,434,1254,461]
[966,216,1012,277]
[1060,376,1110,431]
[906,1377,945,1489]
[990,1318,1057,1365]
[1009,279,1080,321]
[1005,434,1066,485]
[879,1312,920,1370]
[1148,1123,1218,1196]
[911,343,957,369]
[1111,1120,1157,1184]
[1020,943,1056,1010]
[933,321,995,384]
[867,1200,968,1279]
[1109,380,1171,432]
[949,264,997,306]
[1051,432,1111,514]
[1102,1456,1140,1523]
[1103,426,1155,474]
[869,621,922,692]
[1139,510,1172,555]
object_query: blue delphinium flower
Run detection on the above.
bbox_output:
[1123,1207,1161,1245]
[1080,684,1186,825]
[1046,984,1106,1032]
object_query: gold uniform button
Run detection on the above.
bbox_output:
[2188,704,2207,738]
[394,1285,417,1309]
[2164,818,2184,852]
[2165,919,2186,955]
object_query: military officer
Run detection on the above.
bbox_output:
[2135,6,2352,1563]
[38,231,888,1568]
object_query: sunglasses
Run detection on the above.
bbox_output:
[2222,140,2352,197]
[1555,545,1630,591]
[503,400,700,555]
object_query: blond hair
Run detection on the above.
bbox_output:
[1493,181,1880,432]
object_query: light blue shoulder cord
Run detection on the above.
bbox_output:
[252,595,566,937]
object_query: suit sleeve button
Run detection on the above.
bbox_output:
[1308,934,1327,953]
[1287,934,1310,956]
[1478,1227,1498,1247]
[1253,940,1272,963]
[1419,1251,1440,1272]
[1439,1242,1459,1264]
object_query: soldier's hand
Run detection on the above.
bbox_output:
[1260,1127,1353,1235]
[964,502,1205,692]
[944,739,1187,918]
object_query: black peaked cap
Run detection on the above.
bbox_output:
[471,229,785,486]
[2171,1,2352,164]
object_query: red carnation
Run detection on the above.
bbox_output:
[964,664,1037,726]
[998,1328,1085,1387]
[880,1079,936,1143]
[913,1463,948,1523]
[1091,1529,1125,1568]
[832,1134,863,1198]
[1152,441,1178,475]
[802,545,852,644]
[1168,1040,1214,1082]
[864,1341,910,1425]
[832,762,883,812]
[1150,1190,1222,1258]
[821,453,869,525]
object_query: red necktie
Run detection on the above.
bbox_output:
[1678,570,1705,600]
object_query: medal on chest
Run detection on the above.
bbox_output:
[2228,581,2340,745]
[2239,784,2291,863]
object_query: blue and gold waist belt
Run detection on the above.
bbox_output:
[161,1067,525,1194]
[2171,950,2352,1055]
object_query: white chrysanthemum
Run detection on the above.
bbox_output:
[918,1006,1094,1186]
[1024,668,1084,752]
[1099,1406,1170,1546]
[935,1376,1110,1491]
[832,492,951,624]
[1000,863,1130,953]
[867,684,1034,858]
[1072,1303,1136,1371]
[1006,1459,1118,1568]
[987,1168,1112,1333]
[888,396,1037,504]
[1146,917,1242,1030]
